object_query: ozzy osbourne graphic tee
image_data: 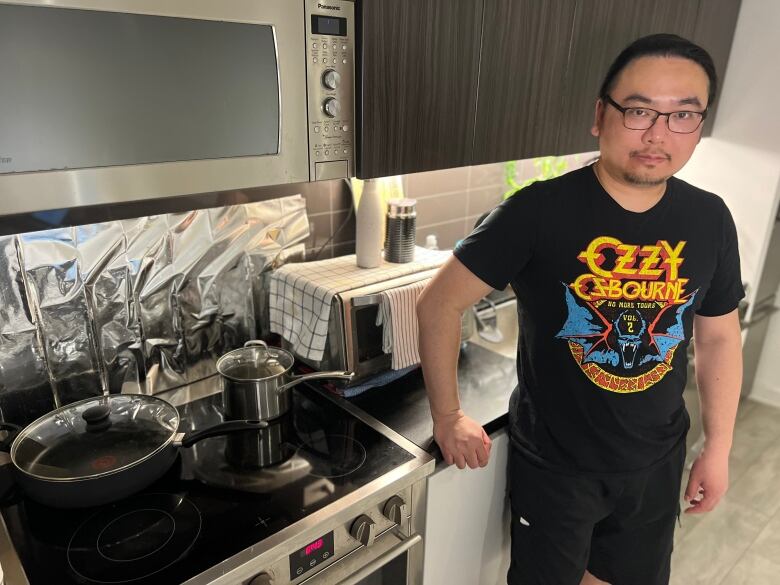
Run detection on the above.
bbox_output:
[454,166,744,474]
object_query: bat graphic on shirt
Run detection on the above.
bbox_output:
[555,284,697,370]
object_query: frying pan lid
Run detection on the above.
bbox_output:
[10,394,179,481]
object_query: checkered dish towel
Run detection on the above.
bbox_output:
[268,247,450,362]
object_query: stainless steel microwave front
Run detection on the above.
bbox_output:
[0,0,355,216]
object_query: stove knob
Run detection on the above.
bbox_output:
[383,495,408,526]
[247,573,273,585]
[350,514,376,547]
[323,97,341,118]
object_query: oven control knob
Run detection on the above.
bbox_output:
[383,495,408,526]
[323,97,341,118]
[247,573,273,585]
[322,69,341,90]
[350,514,376,547]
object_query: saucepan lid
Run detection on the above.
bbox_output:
[216,340,294,382]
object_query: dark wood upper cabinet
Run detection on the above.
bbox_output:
[555,0,701,156]
[472,0,577,164]
[692,0,742,137]
[356,0,742,177]
[356,0,484,179]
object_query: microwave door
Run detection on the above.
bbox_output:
[0,0,310,214]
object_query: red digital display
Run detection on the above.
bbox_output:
[305,538,324,556]
[291,531,334,576]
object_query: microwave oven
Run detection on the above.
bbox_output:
[0,0,355,215]
[285,268,477,385]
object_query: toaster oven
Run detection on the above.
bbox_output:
[283,269,442,384]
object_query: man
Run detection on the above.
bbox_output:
[417,34,744,585]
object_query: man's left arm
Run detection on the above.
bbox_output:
[685,308,743,514]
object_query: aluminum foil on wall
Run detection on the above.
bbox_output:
[0,195,309,425]
[80,221,142,397]
[19,228,104,408]
[0,236,53,424]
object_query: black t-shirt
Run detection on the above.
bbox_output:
[454,165,745,474]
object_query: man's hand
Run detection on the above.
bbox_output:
[683,444,729,514]
[433,410,492,469]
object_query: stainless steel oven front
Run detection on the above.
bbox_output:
[0,0,355,216]
[192,483,428,585]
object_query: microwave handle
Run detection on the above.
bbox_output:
[335,532,423,585]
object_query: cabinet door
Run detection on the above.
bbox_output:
[692,0,742,137]
[357,0,483,178]
[423,429,511,585]
[557,0,700,155]
[472,0,577,164]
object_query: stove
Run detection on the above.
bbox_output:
[0,383,434,585]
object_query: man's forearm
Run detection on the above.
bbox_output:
[417,299,464,422]
[694,334,743,452]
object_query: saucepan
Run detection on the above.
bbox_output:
[2,394,267,508]
[217,340,354,421]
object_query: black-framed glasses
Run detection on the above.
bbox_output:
[604,94,707,134]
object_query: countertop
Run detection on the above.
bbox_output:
[319,299,520,459]
[341,342,517,458]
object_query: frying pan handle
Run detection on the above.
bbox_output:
[178,420,269,448]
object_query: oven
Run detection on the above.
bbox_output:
[0,0,355,216]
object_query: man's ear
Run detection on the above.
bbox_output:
[591,98,604,138]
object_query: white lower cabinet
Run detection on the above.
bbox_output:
[422,428,511,585]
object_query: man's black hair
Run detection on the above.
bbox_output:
[599,34,718,108]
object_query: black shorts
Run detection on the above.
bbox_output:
[507,441,686,585]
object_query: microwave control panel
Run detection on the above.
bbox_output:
[305,0,355,181]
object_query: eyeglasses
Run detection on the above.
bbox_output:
[604,95,707,134]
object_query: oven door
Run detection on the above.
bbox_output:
[0,0,309,214]
[345,297,392,380]
[304,528,424,585]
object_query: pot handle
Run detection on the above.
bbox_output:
[276,371,354,394]
[178,420,269,448]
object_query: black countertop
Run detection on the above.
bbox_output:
[320,342,517,459]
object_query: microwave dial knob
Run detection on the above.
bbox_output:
[322,69,341,90]
[350,514,376,547]
[323,97,341,118]
[247,573,273,585]
[383,495,408,526]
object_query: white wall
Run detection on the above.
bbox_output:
[677,139,779,310]
[675,0,780,402]
[710,0,780,155]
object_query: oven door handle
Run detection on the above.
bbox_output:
[335,532,423,585]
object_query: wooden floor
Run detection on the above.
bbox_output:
[671,398,780,584]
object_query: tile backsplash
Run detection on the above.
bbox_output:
[405,154,597,250]
[304,154,599,256]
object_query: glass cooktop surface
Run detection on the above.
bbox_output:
[1,386,414,585]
